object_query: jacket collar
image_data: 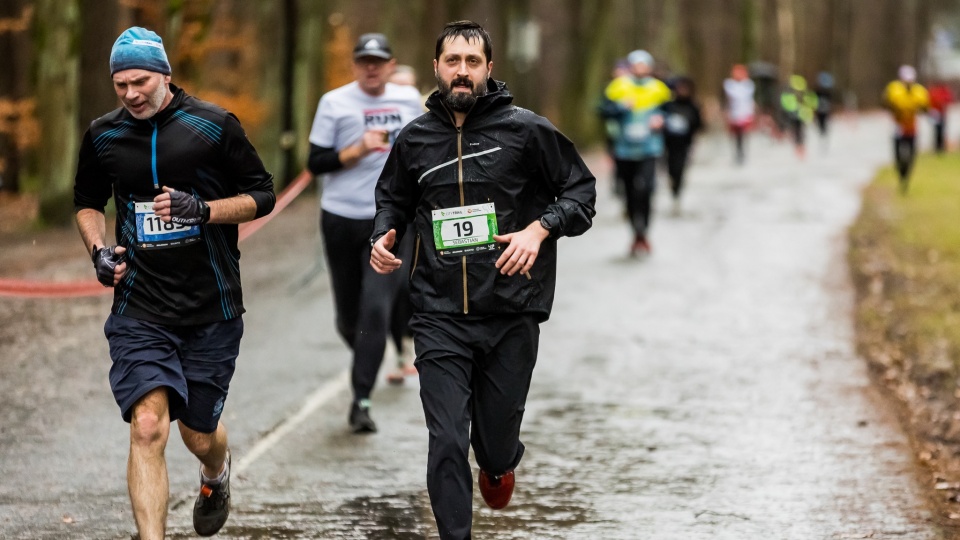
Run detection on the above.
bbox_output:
[425,78,513,127]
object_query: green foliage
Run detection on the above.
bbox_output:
[850,153,960,396]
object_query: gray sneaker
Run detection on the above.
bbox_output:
[193,449,231,536]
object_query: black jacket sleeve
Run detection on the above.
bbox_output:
[221,113,276,218]
[527,117,597,238]
[372,136,416,248]
[307,143,344,175]
[73,129,113,213]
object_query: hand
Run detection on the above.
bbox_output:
[360,130,390,153]
[649,114,665,130]
[153,186,209,225]
[92,245,127,287]
[370,229,403,274]
[493,221,550,276]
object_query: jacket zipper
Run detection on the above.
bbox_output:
[410,234,421,279]
[457,126,468,314]
[150,120,159,189]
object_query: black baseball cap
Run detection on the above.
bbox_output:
[354,33,392,60]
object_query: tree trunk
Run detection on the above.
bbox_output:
[35,0,80,225]
[79,0,120,129]
[776,0,795,79]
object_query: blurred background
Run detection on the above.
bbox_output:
[3,0,960,226]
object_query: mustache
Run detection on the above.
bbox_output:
[451,76,473,88]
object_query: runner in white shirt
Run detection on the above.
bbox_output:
[723,64,756,165]
[307,33,423,433]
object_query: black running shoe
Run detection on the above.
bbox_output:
[193,449,231,536]
[349,399,377,433]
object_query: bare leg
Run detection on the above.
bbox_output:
[128,388,172,540]
[179,420,228,478]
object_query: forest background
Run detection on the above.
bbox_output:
[1,0,958,225]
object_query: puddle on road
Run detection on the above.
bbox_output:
[168,493,431,539]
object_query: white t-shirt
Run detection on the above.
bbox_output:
[723,78,756,123]
[309,81,423,219]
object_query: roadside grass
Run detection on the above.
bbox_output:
[850,152,960,522]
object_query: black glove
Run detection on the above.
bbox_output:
[92,245,123,287]
[167,190,210,226]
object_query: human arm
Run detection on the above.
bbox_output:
[370,134,417,264]
[307,130,389,175]
[306,94,388,175]
[495,117,597,276]
[152,188,259,224]
[76,208,127,286]
[154,113,275,224]
[73,129,127,286]
[527,118,597,240]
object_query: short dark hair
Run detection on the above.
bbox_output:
[435,20,492,62]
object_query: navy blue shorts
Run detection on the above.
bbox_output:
[104,314,243,433]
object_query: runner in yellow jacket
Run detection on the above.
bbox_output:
[883,65,929,193]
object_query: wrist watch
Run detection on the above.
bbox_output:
[538,214,559,237]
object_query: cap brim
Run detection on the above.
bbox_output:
[354,51,392,60]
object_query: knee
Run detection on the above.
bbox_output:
[129,408,169,449]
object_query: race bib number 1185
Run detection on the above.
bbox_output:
[135,202,201,249]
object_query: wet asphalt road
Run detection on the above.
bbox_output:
[0,113,949,539]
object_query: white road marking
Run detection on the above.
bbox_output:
[234,369,351,475]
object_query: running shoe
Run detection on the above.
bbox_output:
[193,449,231,537]
[349,399,377,433]
[629,236,651,257]
[478,469,515,510]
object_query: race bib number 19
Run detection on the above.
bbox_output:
[431,203,498,256]
[135,202,201,249]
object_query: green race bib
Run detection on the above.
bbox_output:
[431,203,498,256]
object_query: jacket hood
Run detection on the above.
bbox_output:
[425,78,513,125]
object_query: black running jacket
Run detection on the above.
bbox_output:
[74,85,275,325]
[372,79,596,321]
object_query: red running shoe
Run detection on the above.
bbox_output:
[478,469,515,509]
[629,236,651,256]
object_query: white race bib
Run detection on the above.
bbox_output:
[431,203,498,256]
[624,122,651,141]
[665,113,690,135]
[135,202,201,249]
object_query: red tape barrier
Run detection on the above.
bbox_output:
[0,170,314,299]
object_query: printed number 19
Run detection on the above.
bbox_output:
[453,220,473,237]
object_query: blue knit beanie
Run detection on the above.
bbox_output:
[110,27,171,76]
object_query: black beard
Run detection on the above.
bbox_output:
[437,75,487,112]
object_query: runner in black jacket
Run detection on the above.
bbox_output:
[662,76,703,213]
[370,21,596,540]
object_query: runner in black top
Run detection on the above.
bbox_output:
[73,27,274,540]
[662,76,703,214]
[371,21,596,540]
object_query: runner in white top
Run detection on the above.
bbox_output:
[723,64,756,164]
[306,33,423,433]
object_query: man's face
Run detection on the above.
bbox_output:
[112,69,170,120]
[630,62,652,78]
[434,35,492,112]
[353,56,395,96]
